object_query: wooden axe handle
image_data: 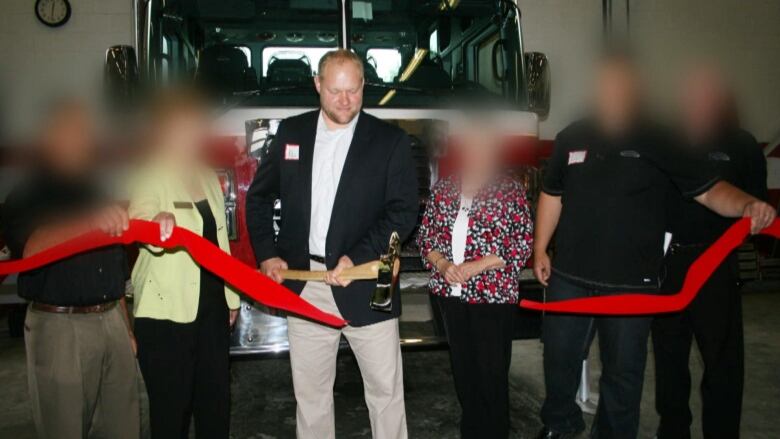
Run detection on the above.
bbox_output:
[281,261,380,282]
[278,269,327,281]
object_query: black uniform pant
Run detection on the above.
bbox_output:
[540,274,652,439]
[135,290,231,439]
[652,249,743,439]
[433,295,515,439]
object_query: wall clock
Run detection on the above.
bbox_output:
[35,0,71,28]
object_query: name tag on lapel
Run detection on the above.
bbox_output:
[173,201,193,209]
[285,144,300,160]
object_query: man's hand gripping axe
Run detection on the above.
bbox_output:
[280,232,401,312]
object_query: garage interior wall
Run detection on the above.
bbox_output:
[0,0,133,141]
[521,0,780,142]
[0,1,778,143]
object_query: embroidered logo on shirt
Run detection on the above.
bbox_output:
[708,151,730,161]
[620,150,641,158]
[568,150,587,165]
[284,144,300,160]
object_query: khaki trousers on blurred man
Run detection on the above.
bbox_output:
[25,305,140,439]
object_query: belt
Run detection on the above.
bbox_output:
[309,254,326,264]
[31,300,118,314]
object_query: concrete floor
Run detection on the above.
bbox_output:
[1,291,779,438]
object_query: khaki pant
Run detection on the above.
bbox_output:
[24,304,140,439]
[287,261,407,439]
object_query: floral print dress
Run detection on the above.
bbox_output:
[416,174,534,304]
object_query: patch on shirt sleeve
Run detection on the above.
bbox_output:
[567,150,587,165]
[284,144,300,160]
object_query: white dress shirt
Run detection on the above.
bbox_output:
[309,111,359,257]
[450,195,473,297]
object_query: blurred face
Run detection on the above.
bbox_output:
[681,69,728,140]
[154,106,211,162]
[315,59,363,126]
[593,60,641,132]
[41,103,95,174]
[454,119,503,182]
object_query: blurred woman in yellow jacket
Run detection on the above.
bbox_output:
[128,89,240,439]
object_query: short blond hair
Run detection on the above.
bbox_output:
[318,49,364,79]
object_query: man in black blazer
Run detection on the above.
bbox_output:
[246,49,418,439]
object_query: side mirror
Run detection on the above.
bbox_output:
[104,45,139,107]
[492,39,507,82]
[524,52,550,118]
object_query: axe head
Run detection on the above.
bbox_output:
[369,231,401,312]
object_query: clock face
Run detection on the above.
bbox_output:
[35,0,71,28]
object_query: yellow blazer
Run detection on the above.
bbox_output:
[128,164,240,323]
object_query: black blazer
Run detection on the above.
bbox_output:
[246,110,419,326]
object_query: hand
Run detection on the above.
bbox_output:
[229,309,239,327]
[325,255,354,287]
[152,211,176,242]
[128,332,137,356]
[90,205,129,237]
[260,257,288,283]
[438,259,466,285]
[533,250,552,287]
[743,200,776,234]
[457,260,484,282]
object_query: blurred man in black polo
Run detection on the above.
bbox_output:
[651,67,767,439]
[532,55,775,439]
[0,100,139,439]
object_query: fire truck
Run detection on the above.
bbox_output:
[103,0,552,356]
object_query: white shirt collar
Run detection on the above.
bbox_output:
[317,110,360,135]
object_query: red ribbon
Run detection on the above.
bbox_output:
[1,219,347,327]
[7,217,772,320]
[520,217,777,315]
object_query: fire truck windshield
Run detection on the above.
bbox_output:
[149,0,522,109]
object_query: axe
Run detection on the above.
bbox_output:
[280,232,401,312]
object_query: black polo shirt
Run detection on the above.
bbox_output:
[542,119,720,291]
[667,128,768,245]
[0,171,128,306]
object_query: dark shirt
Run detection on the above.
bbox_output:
[667,128,768,245]
[195,199,225,305]
[542,119,720,291]
[0,171,128,306]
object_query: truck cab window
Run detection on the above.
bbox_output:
[161,35,170,82]
[365,48,402,83]
[429,30,439,56]
[142,0,527,109]
[238,46,252,67]
[261,47,336,80]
